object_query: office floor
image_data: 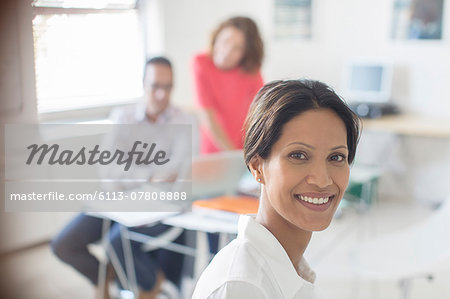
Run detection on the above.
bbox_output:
[0,242,94,299]
[1,199,449,299]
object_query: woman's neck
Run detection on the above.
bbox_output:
[255,195,312,272]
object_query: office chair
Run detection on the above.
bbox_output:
[350,197,450,299]
[343,164,382,211]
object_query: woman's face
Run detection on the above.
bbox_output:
[256,108,350,232]
[212,26,246,70]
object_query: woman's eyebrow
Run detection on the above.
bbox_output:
[286,142,348,151]
[287,142,314,149]
[331,145,348,151]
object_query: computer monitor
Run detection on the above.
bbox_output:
[343,58,393,104]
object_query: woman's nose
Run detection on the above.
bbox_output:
[305,162,333,188]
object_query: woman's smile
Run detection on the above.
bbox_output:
[294,193,336,212]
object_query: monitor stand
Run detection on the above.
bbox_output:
[349,102,400,118]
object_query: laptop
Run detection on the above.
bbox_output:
[189,150,248,200]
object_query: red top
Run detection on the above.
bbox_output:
[192,53,264,153]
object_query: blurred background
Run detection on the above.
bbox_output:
[1,0,450,298]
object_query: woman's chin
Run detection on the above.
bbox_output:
[296,217,334,232]
[213,57,238,71]
[215,63,234,71]
[312,222,332,231]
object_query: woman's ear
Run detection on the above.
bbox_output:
[248,155,263,183]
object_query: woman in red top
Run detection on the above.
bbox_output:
[192,16,264,154]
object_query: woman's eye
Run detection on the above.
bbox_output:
[289,152,307,160]
[330,154,346,162]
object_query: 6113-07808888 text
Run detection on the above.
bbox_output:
[9,191,187,201]
[98,191,187,201]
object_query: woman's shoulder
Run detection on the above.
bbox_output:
[200,239,266,282]
[192,240,268,298]
[194,280,267,299]
[239,68,263,80]
[218,238,264,273]
[192,52,213,67]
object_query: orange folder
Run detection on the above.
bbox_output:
[193,195,259,214]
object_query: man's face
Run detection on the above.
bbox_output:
[143,63,173,120]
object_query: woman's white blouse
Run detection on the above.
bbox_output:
[192,215,317,299]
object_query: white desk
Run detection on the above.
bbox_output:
[92,212,179,227]
[90,211,192,297]
[357,113,450,204]
[362,113,450,138]
[162,209,240,234]
[92,208,242,296]
[163,208,242,279]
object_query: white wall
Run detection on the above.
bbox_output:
[0,0,37,122]
[1,0,449,251]
[155,0,450,118]
[0,0,67,253]
[150,0,450,204]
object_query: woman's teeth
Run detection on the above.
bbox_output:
[298,195,330,205]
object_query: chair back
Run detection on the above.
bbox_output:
[352,197,450,279]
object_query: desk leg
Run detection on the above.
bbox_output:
[120,225,139,295]
[99,220,133,295]
[218,233,235,250]
[97,218,111,299]
[193,231,210,280]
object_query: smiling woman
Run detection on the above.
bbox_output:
[253,108,350,232]
[191,16,264,154]
[192,79,361,299]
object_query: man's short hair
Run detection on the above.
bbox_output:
[143,56,172,82]
[146,56,172,68]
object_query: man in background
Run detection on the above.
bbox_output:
[51,57,198,299]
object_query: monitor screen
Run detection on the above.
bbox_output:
[343,59,393,103]
[350,65,383,92]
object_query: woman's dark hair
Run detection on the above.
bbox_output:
[209,16,264,74]
[244,79,361,166]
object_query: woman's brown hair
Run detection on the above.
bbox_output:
[244,79,361,167]
[209,16,264,74]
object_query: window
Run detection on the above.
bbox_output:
[32,0,144,114]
